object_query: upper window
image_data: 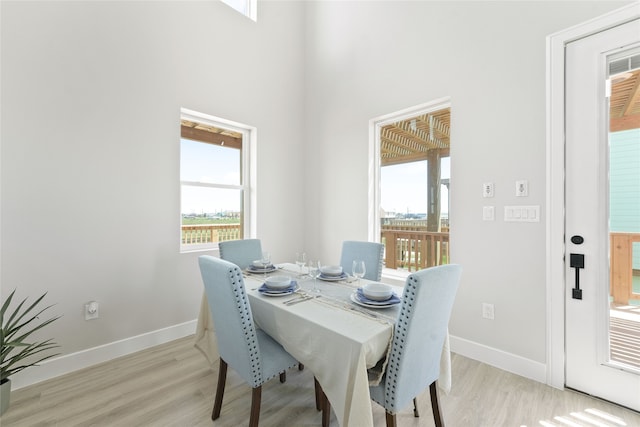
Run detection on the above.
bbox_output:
[221,0,257,21]
[180,108,255,252]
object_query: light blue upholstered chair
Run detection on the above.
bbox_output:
[219,238,308,376]
[369,264,462,427]
[198,255,300,427]
[218,238,263,270]
[339,240,385,281]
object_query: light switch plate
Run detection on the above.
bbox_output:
[483,206,495,221]
[504,205,540,222]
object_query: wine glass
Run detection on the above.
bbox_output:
[261,251,271,280]
[352,260,366,285]
[308,260,321,293]
[296,252,307,277]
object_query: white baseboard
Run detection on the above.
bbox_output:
[450,334,547,384]
[11,320,197,390]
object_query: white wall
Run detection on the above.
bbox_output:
[1,0,306,388]
[302,1,630,380]
[1,0,632,389]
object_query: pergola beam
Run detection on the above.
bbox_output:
[390,120,448,150]
[418,114,450,138]
[610,114,640,132]
[381,148,450,166]
[380,107,451,167]
[621,76,640,117]
[181,125,242,150]
[381,128,429,154]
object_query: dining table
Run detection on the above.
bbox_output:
[194,262,451,427]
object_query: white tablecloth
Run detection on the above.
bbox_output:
[194,264,451,426]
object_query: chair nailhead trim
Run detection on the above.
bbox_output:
[384,275,419,408]
[228,266,263,386]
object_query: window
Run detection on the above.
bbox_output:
[221,0,257,21]
[180,108,255,252]
[369,99,451,278]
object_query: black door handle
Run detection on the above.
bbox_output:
[570,253,584,300]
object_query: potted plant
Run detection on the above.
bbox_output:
[1,289,60,415]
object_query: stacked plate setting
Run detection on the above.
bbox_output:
[247,260,277,274]
[319,265,347,281]
[352,283,401,308]
[259,275,298,296]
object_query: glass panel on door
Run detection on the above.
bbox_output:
[609,61,640,370]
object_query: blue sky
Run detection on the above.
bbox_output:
[381,158,450,214]
[180,139,241,214]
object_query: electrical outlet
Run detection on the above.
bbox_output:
[483,182,494,198]
[85,301,99,320]
[516,180,528,197]
[482,303,494,320]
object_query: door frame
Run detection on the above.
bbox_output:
[546,2,640,389]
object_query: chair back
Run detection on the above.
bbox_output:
[198,255,264,387]
[339,241,384,281]
[218,238,263,270]
[384,264,461,412]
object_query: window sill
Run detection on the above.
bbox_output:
[180,244,219,254]
[381,268,409,286]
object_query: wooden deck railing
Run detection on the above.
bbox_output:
[181,224,241,245]
[381,224,449,272]
[610,232,640,304]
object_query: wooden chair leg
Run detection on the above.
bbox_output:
[385,411,397,427]
[249,386,262,427]
[314,377,322,411]
[212,358,228,421]
[321,386,331,427]
[314,377,331,426]
[279,371,286,383]
[430,381,444,427]
[413,397,420,417]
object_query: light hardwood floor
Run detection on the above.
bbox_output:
[2,335,639,426]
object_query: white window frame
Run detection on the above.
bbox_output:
[221,0,257,22]
[368,97,451,281]
[180,108,257,253]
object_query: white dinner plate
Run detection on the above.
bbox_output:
[356,288,401,305]
[350,292,400,308]
[319,272,348,281]
[247,265,277,274]
[258,283,300,297]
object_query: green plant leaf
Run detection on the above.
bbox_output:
[1,290,59,382]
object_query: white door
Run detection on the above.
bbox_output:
[565,19,640,410]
